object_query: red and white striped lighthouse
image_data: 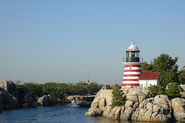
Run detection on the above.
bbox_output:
[122,42,142,87]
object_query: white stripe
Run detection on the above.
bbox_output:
[122,81,140,84]
[124,67,141,70]
[123,76,139,79]
[124,72,141,75]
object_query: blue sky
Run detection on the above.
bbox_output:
[0,0,185,84]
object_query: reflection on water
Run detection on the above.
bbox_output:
[0,105,182,123]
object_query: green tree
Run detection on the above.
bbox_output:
[165,82,180,99]
[112,88,126,107]
[148,85,165,97]
[141,61,152,72]
[178,67,185,84]
[23,82,42,98]
[151,54,178,87]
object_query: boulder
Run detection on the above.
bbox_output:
[89,89,112,109]
[125,100,134,109]
[85,108,103,116]
[171,98,185,121]
[37,95,56,106]
[0,80,18,97]
[98,97,106,111]
[21,93,35,107]
[179,84,185,92]
[126,88,149,103]
[120,107,133,120]
[22,93,33,104]
[132,95,172,121]
[0,88,18,109]
[103,106,123,119]
[180,92,185,98]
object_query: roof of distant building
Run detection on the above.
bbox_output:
[126,42,140,52]
[139,72,160,80]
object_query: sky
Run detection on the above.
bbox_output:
[0,0,185,84]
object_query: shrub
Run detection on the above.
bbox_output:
[165,82,180,99]
[23,83,42,98]
[112,87,126,107]
[148,85,165,97]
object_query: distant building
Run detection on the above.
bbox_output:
[139,72,160,89]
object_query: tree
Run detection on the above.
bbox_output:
[165,82,180,99]
[178,66,185,84]
[151,54,178,87]
[112,88,126,107]
[148,85,165,97]
[23,82,42,98]
[141,61,152,72]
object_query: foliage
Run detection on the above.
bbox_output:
[17,84,29,104]
[112,87,126,107]
[178,67,185,84]
[141,54,179,87]
[23,83,43,98]
[141,61,152,72]
[151,54,179,87]
[148,85,165,97]
[165,82,180,99]
[17,81,102,99]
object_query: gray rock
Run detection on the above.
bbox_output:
[126,88,148,103]
[171,98,185,121]
[179,84,185,92]
[125,100,134,109]
[37,95,56,106]
[85,108,103,116]
[0,80,18,97]
[132,95,172,121]
[120,107,133,120]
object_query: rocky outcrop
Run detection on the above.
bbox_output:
[179,84,185,92]
[0,88,18,110]
[179,84,185,98]
[85,89,112,116]
[85,86,185,122]
[21,93,38,107]
[171,98,185,121]
[0,80,18,97]
[132,95,172,121]
[86,87,150,120]
[125,87,150,103]
[37,95,56,106]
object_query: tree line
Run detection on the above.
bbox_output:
[16,82,102,100]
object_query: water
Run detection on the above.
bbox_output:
[0,105,124,123]
[0,106,179,123]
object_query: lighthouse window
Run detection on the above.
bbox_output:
[131,52,135,57]
[135,52,139,57]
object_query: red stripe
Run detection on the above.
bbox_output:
[122,83,140,86]
[123,79,138,81]
[124,74,140,77]
[124,70,141,72]
[125,65,141,67]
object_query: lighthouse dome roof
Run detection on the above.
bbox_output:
[126,42,140,52]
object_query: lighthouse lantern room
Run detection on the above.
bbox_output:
[122,42,142,87]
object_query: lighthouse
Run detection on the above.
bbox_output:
[122,42,142,87]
